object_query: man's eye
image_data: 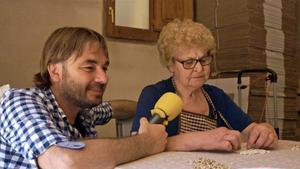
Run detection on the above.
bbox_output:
[103,67,108,72]
[84,67,95,71]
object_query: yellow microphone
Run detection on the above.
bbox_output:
[149,92,183,125]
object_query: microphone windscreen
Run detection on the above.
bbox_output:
[151,92,183,124]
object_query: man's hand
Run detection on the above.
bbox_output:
[202,127,242,151]
[38,118,167,169]
[246,123,278,149]
[138,117,168,155]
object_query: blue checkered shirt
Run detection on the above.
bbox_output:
[0,87,113,168]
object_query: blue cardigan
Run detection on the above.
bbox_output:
[131,77,252,136]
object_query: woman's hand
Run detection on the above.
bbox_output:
[167,127,242,152]
[201,127,242,151]
[243,123,278,149]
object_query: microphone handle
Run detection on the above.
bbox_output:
[149,115,165,124]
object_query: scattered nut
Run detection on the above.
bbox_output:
[291,145,300,151]
[191,157,231,169]
[239,149,270,155]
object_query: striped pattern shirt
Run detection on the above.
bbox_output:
[0,87,112,168]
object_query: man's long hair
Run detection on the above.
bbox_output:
[33,27,108,89]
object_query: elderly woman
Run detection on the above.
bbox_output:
[131,19,278,151]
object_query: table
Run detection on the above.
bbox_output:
[115,140,300,169]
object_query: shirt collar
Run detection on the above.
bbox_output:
[44,87,67,119]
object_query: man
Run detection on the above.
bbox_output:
[0,27,167,169]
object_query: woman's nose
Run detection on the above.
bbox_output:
[193,61,203,72]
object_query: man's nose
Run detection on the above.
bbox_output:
[94,68,108,84]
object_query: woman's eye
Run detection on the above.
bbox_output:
[201,56,212,64]
[200,59,208,63]
[185,60,195,65]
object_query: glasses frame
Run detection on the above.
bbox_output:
[175,55,214,69]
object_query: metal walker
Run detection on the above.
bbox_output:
[237,68,279,137]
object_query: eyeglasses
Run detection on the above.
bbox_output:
[175,55,213,69]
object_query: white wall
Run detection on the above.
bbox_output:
[0,0,170,137]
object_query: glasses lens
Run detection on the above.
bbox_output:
[180,55,213,69]
[200,56,212,66]
[183,59,197,69]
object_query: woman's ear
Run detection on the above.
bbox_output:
[47,63,63,82]
[167,63,174,73]
[167,67,173,73]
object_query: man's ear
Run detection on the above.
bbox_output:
[47,63,63,82]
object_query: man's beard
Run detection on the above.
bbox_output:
[60,69,105,109]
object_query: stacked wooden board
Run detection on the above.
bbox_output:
[195,0,298,139]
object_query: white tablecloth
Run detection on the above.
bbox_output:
[115,140,300,169]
